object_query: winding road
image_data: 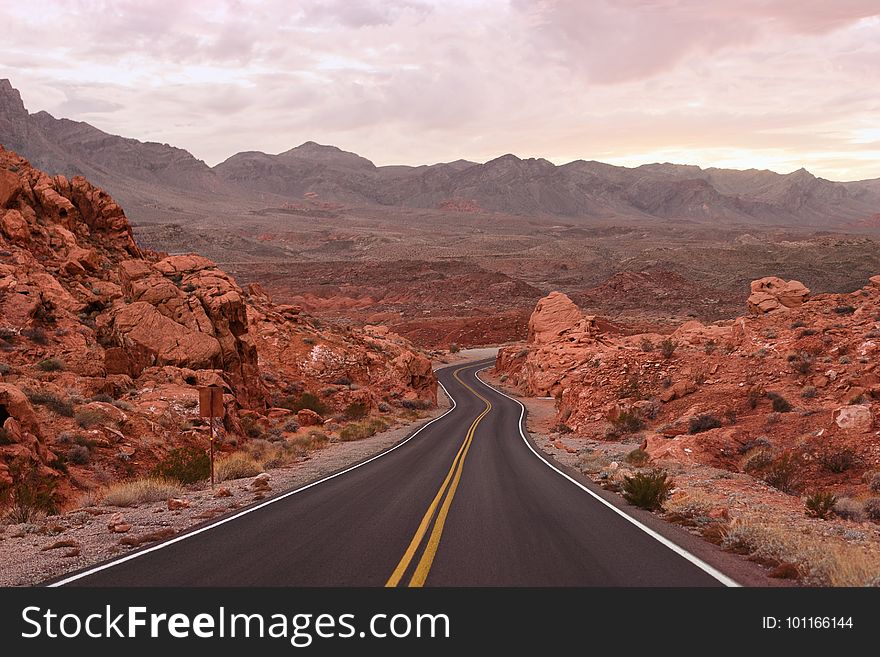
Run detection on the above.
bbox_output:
[53,359,735,587]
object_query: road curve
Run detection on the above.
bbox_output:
[54,360,731,587]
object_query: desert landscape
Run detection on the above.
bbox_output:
[2,22,880,588]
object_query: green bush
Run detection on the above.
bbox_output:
[862,498,880,521]
[625,448,650,466]
[612,410,645,435]
[2,459,59,522]
[449,343,460,354]
[25,390,74,417]
[622,470,674,511]
[75,408,107,429]
[342,401,369,421]
[153,446,210,484]
[689,414,722,434]
[240,415,264,439]
[36,358,64,372]
[67,445,91,465]
[768,393,792,413]
[804,491,837,519]
[280,392,328,416]
[659,338,677,359]
[763,452,802,494]
[820,449,857,474]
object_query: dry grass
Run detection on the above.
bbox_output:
[664,490,717,518]
[216,452,263,482]
[102,477,184,507]
[722,515,880,586]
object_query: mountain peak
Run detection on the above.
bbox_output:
[0,78,27,117]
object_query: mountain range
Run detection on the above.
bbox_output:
[2,78,878,228]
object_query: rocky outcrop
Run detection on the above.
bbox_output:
[0,146,437,511]
[495,274,880,497]
[747,277,809,314]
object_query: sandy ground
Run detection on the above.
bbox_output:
[433,346,500,368]
[0,393,452,587]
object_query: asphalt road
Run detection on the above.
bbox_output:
[56,360,732,587]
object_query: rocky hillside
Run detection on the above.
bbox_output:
[496,279,880,498]
[0,146,436,511]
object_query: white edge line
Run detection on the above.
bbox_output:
[50,372,461,587]
[474,369,741,588]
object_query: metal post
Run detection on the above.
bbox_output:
[210,414,215,488]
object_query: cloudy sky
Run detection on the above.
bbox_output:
[2,0,879,180]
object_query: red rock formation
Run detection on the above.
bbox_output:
[0,146,437,509]
[747,276,810,314]
[497,276,880,496]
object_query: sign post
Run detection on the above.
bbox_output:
[198,385,225,488]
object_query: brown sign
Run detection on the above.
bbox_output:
[198,386,225,418]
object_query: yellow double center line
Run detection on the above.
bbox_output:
[385,365,492,587]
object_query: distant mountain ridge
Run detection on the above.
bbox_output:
[2,79,878,228]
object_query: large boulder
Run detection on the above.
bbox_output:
[528,292,587,344]
[747,277,809,314]
[833,405,874,433]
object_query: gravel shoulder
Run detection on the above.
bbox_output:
[479,370,862,587]
[0,394,452,587]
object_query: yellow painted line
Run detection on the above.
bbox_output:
[408,402,490,586]
[385,363,492,587]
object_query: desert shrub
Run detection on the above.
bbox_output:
[36,358,64,372]
[0,362,10,375]
[839,355,852,365]
[153,446,210,484]
[659,338,677,359]
[791,320,806,329]
[622,470,674,511]
[625,448,650,466]
[869,472,880,493]
[2,459,59,522]
[400,398,431,410]
[67,445,90,465]
[75,408,107,428]
[0,427,12,446]
[90,393,114,404]
[863,498,880,521]
[767,392,792,413]
[819,448,857,474]
[265,426,284,442]
[240,415,264,439]
[639,337,654,352]
[282,419,300,433]
[764,328,778,339]
[738,437,771,455]
[340,423,373,442]
[612,410,645,435]
[763,452,803,494]
[554,423,573,434]
[331,376,352,387]
[833,497,864,522]
[342,401,369,421]
[280,392,329,416]
[25,390,74,417]
[833,305,855,315]
[747,387,762,409]
[688,414,722,434]
[216,452,263,482]
[724,408,738,425]
[302,337,315,345]
[183,283,197,293]
[449,342,460,354]
[801,386,817,399]
[617,373,642,400]
[103,477,184,506]
[804,491,837,519]
[21,327,47,345]
[30,297,57,324]
[703,340,717,355]
[789,352,813,375]
[112,399,134,411]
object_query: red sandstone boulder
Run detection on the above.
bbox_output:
[747,277,809,314]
